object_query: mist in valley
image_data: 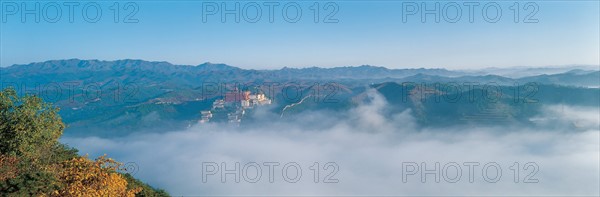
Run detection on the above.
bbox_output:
[61,89,600,196]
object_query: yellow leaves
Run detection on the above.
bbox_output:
[53,155,141,197]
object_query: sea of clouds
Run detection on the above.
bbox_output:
[62,89,600,196]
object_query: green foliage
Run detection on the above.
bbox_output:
[0,88,64,160]
[1,170,61,196]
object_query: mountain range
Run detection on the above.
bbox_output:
[1,59,598,137]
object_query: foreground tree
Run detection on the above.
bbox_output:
[0,88,64,160]
[0,88,168,196]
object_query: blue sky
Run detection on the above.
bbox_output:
[0,1,598,69]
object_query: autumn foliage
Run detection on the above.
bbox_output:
[0,155,19,181]
[53,156,141,197]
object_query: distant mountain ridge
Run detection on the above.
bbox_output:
[1,59,598,137]
[462,65,600,78]
[3,59,598,91]
[4,59,597,77]
[1,59,465,80]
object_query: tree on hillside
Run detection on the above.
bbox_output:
[0,88,168,196]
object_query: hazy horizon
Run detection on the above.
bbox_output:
[2,58,599,71]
